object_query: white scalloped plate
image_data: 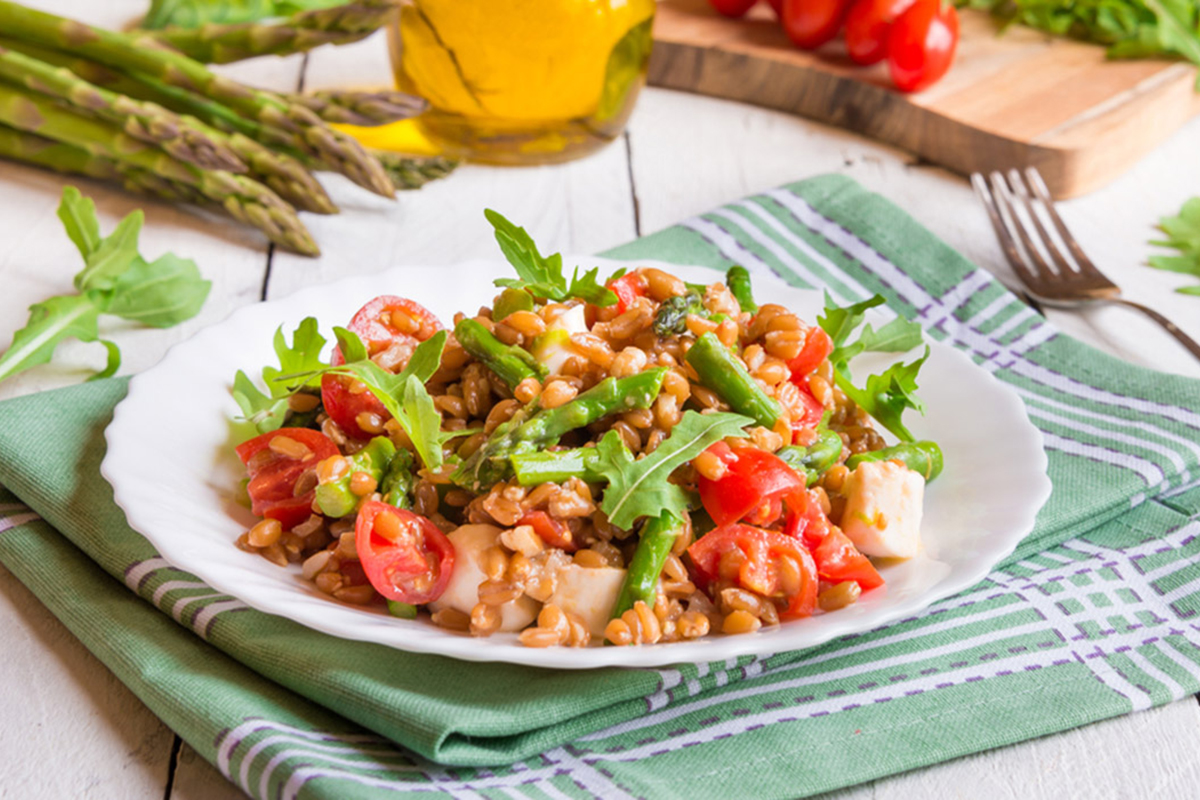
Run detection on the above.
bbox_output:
[103,259,1050,669]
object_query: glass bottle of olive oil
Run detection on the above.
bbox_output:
[387,0,656,165]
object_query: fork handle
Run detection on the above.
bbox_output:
[1109,298,1200,363]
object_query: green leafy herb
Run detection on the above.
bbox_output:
[485,209,618,306]
[263,317,327,389]
[593,410,752,530]
[961,0,1200,89]
[0,186,209,386]
[232,316,328,435]
[1148,196,1200,295]
[818,293,929,442]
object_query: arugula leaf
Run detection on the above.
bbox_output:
[1148,196,1200,294]
[485,209,618,306]
[0,295,115,383]
[231,368,289,433]
[231,316,328,435]
[332,325,368,365]
[0,187,207,387]
[833,347,931,442]
[104,254,211,327]
[817,292,886,351]
[594,410,752,530]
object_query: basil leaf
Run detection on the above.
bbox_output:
[594,410,752,530]
[104,253,211,328]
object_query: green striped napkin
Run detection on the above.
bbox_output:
[3,173,1200,800]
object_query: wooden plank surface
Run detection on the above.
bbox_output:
[649,0,1200,198]
[1,5,1200,797]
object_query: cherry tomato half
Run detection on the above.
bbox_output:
[607,272,648,315]
[321,295,443,440]
[355,501,455,605]
[781,0,851,50]
[887,0,959,93]
[812,528,884,590]
[709,0,760,17]
[698,441,807,527]
[688,524,819,619]
[782,488,833,548]
[236,428,339,529]
[790,385,827,443]
[844,0,917,65]
[519,510,579,553]
[787,327,833,379]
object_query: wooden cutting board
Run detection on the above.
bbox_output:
[648,0,1200,198]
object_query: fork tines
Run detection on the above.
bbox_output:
[970,168,1118,299]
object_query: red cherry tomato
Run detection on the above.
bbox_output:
[321,296,443,440]
[697,442,807,527]
[787,327,833,379]
[354,501,455,605]
[708,0,760,17]
[781,0,851,49]
[235,428,339,529]
[790,385,827,443]
[518,510,579,553]
[782,488,834,548]
[812,528,884,590]
[688,524,819,619]
[844,0,916,65]
[607,272,648,315]
[887,0,959,93]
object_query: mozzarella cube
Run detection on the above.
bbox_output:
[428,524,539,631]
[531,304,589,375]
[548,563,627,637]
[840,460,925,559]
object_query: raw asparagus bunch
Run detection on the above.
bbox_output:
[0,0,395,198]
[287,87,427,126]
[143,0,399,64]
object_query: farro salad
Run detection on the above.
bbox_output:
[230,211,943,648]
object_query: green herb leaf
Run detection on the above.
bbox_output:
[0,294,103,384]
[56,186,101,260]
[104,253,211,327]
[263,317,328,391]
[594,410,752,530]
[1148,196,1200,294]
[485,209,618,306]
[332,325,368,364]
[73,209,144,294]
[834,347,930,442]
[231,368,289,433]
[818,293,886,352]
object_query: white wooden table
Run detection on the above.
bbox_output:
[3,3,1200,796]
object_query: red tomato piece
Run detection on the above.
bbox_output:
[688,525,819,619]
[698,442,807,527]
[766,0,784,16]
[518,510,579,553]
[781,0,851,49]
[844,0,916,65]
[354,501,454,605]
[887,0,959,93]
[812,528,884,590]
[321,296,443,440]
[790,385,826,443]
[709,0,759,16]
[607,272,648,315]
[782,488,833,548]
[235,428,339,530]
[787,327,832,379]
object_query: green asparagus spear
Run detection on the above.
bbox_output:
[314,436,396,517]
[0,86,318,254]
[511,446,604,486]
[0,0,395,198]
[726,265,757,314]
[611,510,684,621]
[370,150,458,191]
[846,440,943,481]
[143,0,399,64]
[685,332,781,429]
[379,447,415,508]
[452,367,668,491]
[289,87,426,126]
[652,291,706,336]
[777,428,843,486]
[454,319,546,391]
[0,44,246,173]
[386,599,418,619]
[0,38,339,214]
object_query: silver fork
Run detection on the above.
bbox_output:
[971,167,1200,362]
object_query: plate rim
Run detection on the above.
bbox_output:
[103,257,1052,669]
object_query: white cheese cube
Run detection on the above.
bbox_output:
[428,524,539,631]
[548,563,627,637]
[840,460,925,560]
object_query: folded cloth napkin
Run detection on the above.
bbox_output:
[4,173,1200,800]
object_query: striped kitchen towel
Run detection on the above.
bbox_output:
[2,173,1200,799]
